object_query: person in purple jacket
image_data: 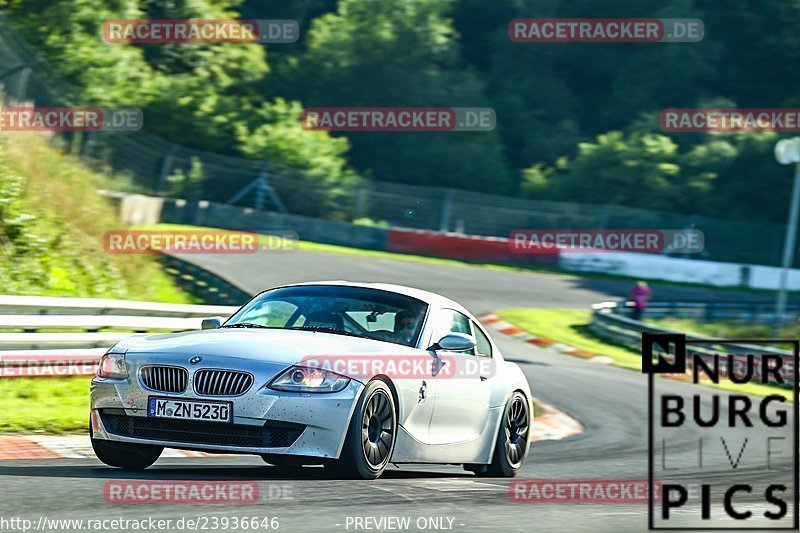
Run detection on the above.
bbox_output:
[630,280,651,321]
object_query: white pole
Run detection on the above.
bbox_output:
[774,162,800,337]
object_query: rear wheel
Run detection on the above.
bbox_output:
[480,392,530,477]
[90,420,163,470]
[325,380,397,480]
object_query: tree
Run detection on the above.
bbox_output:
[278,0,513,193]
[235,98,361,219]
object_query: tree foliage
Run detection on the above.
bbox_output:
[2,0,799,222]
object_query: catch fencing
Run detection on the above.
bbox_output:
[0,13,789,266]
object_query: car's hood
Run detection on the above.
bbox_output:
[115,328,421,365]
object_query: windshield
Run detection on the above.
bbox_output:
[224,285,428,347]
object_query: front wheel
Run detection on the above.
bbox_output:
[481,392,530,477]
[325,380,397,480]
[90,419,163,470]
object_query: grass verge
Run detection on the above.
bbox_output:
[531,399,548,419]
[497,308,793,400]
[0,132,194,304]
[0,377,90,434]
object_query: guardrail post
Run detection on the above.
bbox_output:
[156,146,177,196]
[355,187,368,219]
[597,204,610,229]
[439,189,454,232]
[15,65,30,101]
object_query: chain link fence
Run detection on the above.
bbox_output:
[0,13,788,266]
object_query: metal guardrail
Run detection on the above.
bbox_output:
[607,300,800,324]
[590,301,793,357]
[0,236,250,374]
[0,332,133,350]
[0,315,202,331]
[590,302,795,387]
[0,296,239,374]
[0,294,239,317]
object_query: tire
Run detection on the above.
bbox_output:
[90,420,163,470]
[481,392,530,477]
[325,380,397,480]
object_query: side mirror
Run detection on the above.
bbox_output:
[201,317,224,330]
[431,332,476,352]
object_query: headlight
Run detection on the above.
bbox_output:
[268,366,350,393]
[96,352,128,379]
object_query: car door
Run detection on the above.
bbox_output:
[348,308,437,446]
[426,309,492,445]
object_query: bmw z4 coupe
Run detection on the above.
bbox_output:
[90,282,532,479]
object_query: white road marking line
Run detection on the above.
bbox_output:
[372,484,418,502]
[394,479,504,492]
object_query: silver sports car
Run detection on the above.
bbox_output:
[90,282,532,479]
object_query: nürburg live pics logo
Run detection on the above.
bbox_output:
[644,333,799,530]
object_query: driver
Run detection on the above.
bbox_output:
[392,310,419,345]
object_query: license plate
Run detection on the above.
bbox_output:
[147,397,232,423]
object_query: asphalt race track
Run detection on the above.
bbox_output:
[185,248,769,314]
[0,249,794,532]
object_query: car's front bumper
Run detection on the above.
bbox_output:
[90,353,364,459]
